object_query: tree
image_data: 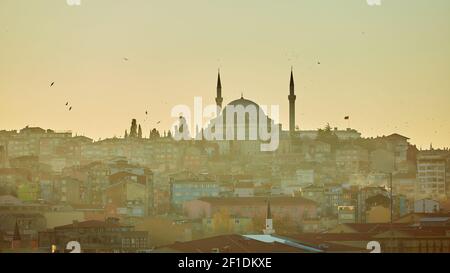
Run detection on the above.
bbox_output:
[150,128,160,140]
[130,119,138,138]
[317,123,339,148]
[138,124,143,138]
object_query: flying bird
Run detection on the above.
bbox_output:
[66,102,69,106]
[123,57,129,61]
[317,61,321,65]
[69,107,72,111]
[157,121,161,124]
[145,111,148,115]
[50,82,55,87]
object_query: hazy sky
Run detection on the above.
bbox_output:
[0,0,449,148]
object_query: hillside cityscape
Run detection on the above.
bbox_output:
[2,1,450,258]
[1,71,450,253]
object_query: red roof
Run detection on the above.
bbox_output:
[0,168,32,179]
[342,223,410,233]
[159,234,310,253]
[290,233,376,242]
[396,212,450,222]
[54,220,125,230]
[439,201,450,212]
[375,227,450,238]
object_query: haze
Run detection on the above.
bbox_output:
[1,0,449,148]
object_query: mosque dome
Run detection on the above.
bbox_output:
[204,95,277,142]
[225,96,260,109]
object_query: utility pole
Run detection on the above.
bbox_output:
[390,172,393,224]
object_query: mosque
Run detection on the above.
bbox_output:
[198,69,298,154]
[208,69,298,140]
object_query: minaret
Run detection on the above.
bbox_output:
[263,200,275,235]
[288,67,297,135]
[11,220,21,249]
[215,70,223,115]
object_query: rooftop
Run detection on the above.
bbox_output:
[195,196,317,206]
[337,223,410,233]
[158,234,315,253]
[276,234,369,252]
[54,219,129,230]
[384,133,410,140]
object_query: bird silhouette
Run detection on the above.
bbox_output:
[69,107,72,111]
[157,121,161,124]
[50,82,55,87]
[66,102,69,106]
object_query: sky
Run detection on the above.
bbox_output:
[0,0,449,148]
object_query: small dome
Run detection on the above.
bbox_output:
[226,97,260,109]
